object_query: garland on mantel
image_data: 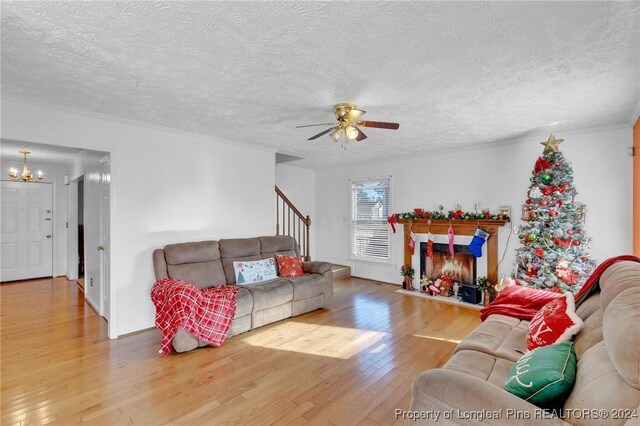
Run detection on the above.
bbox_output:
[387,209,510,233]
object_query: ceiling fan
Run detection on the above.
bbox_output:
[296,103,399,144]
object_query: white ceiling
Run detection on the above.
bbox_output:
[1,1,638,168]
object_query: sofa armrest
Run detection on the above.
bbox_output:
[302,261,331,274]
[153,249,169,280]
[410,369,568,425]
[303,261,333,308]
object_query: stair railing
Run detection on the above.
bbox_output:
[275,185,311,261]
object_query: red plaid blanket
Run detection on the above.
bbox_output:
[151,278,238,355]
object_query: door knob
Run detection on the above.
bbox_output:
[46,235,52,238]
[97,245,104,251]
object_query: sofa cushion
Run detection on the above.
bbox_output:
[164,241,220,264]
[602,287,640,389]
[233,258,277,285]
[574,292,600,321]
[219,238,262,284]
[234,287,253,318]
[454,316,529,362]
[599,261,640,312]
[166,261,227,289]
[504,341,577,407]
[259,235,298,255]
[572,308,603,358]
[245,279,293,311]
[564,341,640,424]
[526,292,583,350]
[443,349,514,388]
[286,273,326,301]
[276,254,304,278]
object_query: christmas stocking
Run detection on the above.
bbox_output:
[408,232,417,255]
[448,225,455,256]
[468,228,489,257]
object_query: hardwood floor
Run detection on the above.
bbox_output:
[1,276,481,425]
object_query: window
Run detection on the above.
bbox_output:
[350,177,391,262]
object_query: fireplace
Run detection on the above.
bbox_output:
[419,242,477,285]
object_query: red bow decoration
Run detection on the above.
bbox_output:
[451,209,464,220]
[534,158,552,173]
[542,186,555,196]
[552,237,571,248]
[387,215,398,233]
[534,248,545,257]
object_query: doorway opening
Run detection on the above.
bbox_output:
[77,177,84,289]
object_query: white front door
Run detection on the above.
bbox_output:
[1,181,53,282]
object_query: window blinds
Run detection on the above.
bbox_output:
[351,178,390,261]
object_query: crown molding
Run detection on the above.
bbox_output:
[1,96,276,155]
[318,123,632,171]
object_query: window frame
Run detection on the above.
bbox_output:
[349,176,392,264]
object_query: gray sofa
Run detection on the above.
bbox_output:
[153,235,333,353]
[410,260,640,425]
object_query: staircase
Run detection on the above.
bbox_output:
[331,264,351,279]
[275,185,311,261]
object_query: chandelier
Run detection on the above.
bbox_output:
[8,150,43,182]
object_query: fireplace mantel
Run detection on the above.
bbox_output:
[398,219,508,282]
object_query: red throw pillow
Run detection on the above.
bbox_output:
[526,292,583,351]
[276,255,304,278]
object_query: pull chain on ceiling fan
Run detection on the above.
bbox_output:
[296,103,399,148]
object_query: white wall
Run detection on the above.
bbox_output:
[275,164,316,259]
[2,99,276,337]
[315,126,633,284]
[0,159,69,277]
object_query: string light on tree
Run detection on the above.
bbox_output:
[513,134,596,293]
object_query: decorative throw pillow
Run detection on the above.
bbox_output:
[504,341,577,406]
[526,292,583,350]
[276,254,304,278]
[232,258,277,285]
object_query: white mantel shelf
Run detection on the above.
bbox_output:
[395,288,483,311]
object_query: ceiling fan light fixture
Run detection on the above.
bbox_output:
[329,127,342,142]
[345,125,358,140]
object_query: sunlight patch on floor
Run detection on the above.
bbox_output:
[413,334,461,344]
[242,321,387,359]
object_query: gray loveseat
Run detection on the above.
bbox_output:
[153,235,333,353]
[410,260,640,425]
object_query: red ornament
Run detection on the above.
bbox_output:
[525,277,531,283]
[534,248,545,257]
[535,158,552,173]
[526,198,532,204]
[581,256,588,261]
[542,186,555,196]
[578,230,584,235]
[572,240,580,246]
[549,210,557,216]
[539,199,548,206]
[567,229,574,235]
[556,200,563,207]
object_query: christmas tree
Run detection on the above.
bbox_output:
[514,135,596,293]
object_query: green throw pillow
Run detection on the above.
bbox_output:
[504,341,577,406]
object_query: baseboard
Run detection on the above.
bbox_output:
[350,275,399,286]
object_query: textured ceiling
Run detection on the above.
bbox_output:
[1,1,638,168]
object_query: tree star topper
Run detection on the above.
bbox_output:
[541,134,564,154]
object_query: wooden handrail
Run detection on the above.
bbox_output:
[275,185,311,261]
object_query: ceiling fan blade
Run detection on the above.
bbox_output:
[296,123,336,128]
[357,120,400,130]
[355,127,367,141]
[308,127,335,140]
[345,109,366,121]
